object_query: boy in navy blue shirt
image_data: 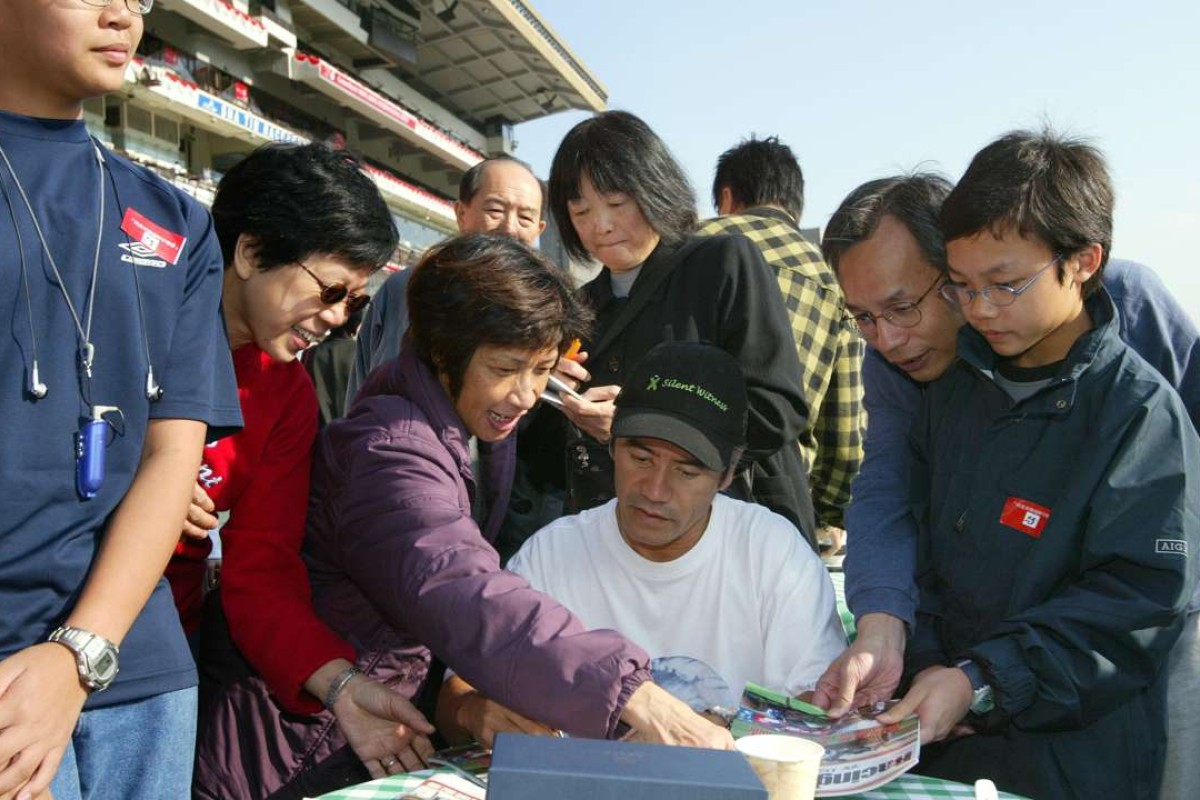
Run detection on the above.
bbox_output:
[0,2,240,798]
[879,130,1200,799]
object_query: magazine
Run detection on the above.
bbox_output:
[426,742,491,777]
[730,683,920,796]
[397,772,486,800]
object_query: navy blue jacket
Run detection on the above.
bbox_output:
[907,289,1200,799]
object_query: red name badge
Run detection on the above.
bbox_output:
[1000,497,1051,538]
[121,208,186,265]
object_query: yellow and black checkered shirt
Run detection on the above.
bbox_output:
[697,208,864,528]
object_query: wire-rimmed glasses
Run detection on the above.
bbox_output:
[80,0,155,15]
[841,272,944,338]
[938,255,1062,309]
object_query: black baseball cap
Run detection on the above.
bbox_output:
[612,341,748,471]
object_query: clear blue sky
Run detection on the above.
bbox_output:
[514,0,1200,323]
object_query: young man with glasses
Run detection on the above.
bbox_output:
[0,2,243,799]
[817,171,1200,797]
[863,132,1198,799]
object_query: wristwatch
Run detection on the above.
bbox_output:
[953,658,995,716]
[48,626,120,692]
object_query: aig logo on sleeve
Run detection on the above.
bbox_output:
[1156,539,1189,557]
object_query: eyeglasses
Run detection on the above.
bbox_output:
[80,0,155,15]
[297,261,370,315]
[841,272,944,337]
[938,255,1061,309]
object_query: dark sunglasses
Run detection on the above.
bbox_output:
[298,261,370,314]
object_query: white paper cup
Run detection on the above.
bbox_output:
[735,734,824,800]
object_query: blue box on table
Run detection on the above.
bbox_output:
[487,733,767,799]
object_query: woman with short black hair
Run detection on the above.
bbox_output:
[180,143,438,800]
[528,110,818,544]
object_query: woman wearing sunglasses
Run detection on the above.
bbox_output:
[166,144,437,798]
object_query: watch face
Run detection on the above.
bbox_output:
[971,686,995,715]
[93,650,118,679]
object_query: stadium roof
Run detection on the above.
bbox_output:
[393,0,607,128]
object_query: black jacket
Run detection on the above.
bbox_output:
[521,235,816,547]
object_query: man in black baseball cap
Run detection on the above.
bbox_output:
[491,341,847,729]
[613,340,748,474]
[435,342,846,746]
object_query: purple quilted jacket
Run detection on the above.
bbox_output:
[194,347,650,799]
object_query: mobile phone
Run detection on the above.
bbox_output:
[540,374,584,411]
[546,374,584,401]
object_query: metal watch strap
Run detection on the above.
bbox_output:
[49,625,120,692]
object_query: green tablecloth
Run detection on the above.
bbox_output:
[313,769,1027,799]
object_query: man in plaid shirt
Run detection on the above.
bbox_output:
[697,137,864,548]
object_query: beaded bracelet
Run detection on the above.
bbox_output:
[324,666,363,710]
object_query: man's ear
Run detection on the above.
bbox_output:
[717,186,737,216]
[537,218,547,237]
[718,448,744,490]
[232,234,260,280]
[454,200,469,232]
[1069,243,1104,286]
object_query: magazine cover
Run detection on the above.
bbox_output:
[399,772,486,800]
[427,742,492,777]
[731,683,920,796]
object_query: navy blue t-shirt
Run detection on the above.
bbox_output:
[0,110,242,708]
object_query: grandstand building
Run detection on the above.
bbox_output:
[93,0,605,281]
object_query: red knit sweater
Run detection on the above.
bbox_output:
[166,344,355,713]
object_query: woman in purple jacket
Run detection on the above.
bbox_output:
[198,234,734,799]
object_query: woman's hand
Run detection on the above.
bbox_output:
[181,481,218,541]
[331,675,436,776]
[308,659,435,777]
[0,643,88,800]
[560,386,620,444]
[453,693,556,749]
[437,675,555,748]
[619,682,735,750]
[550,350,620,444]
[552,351,590,392]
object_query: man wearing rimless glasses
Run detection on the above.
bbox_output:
[816,134,1200,800]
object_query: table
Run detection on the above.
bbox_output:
[313,770,1028,799]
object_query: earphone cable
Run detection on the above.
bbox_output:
[0,140,105,373]
[0,169,39,368]
[98,137,159,400]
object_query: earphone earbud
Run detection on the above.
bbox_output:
[145,367,162,402]
[29,362,48,399]
[7,138,164,408]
